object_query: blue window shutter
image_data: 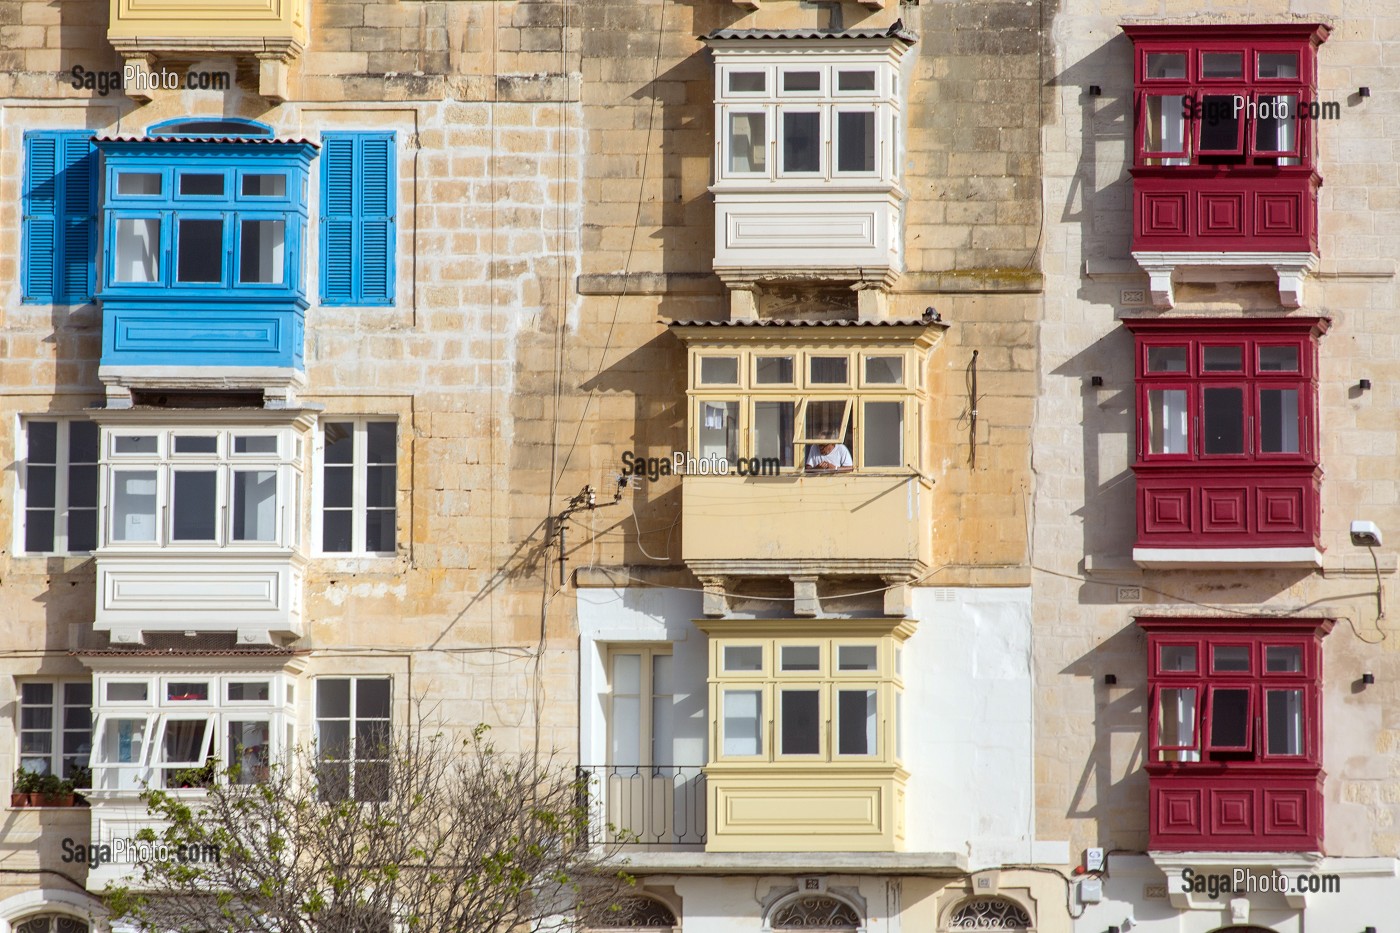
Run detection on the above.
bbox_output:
[22,131,95,304]
[320,132,395,305]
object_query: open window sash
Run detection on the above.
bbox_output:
[1205,686,1254,752]
[1151,686,1200,762]
[93,713,156,791]
[155,714,215,788]
[796,398,852,444]
[1139,92,1189,165]
[1193,89,1247,157]
[1251,92,1301,160]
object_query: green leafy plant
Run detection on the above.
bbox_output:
[13,768,43,794]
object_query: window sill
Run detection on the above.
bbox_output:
[1133,546,1322,569]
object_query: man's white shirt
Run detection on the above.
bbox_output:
[805,443,853,469]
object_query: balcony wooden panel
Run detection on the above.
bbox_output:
[705,766,905,852]
[1132,169,1319,254]
[1149,769,1323,852]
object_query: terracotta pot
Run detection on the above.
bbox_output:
[35,793,75,807]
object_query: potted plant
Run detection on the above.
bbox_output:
[11,768,41,807]
[35,771,74,808]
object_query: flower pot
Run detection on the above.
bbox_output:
[37,793,76,807]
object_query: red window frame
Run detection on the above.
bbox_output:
[1127,318,1325,468]
[1142,617,1330,769]
[1126,24,1328,169]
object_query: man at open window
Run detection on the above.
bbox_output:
[805,440,853,472]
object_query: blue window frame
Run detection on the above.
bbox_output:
[23,131,96,304]
[320,132,396,306]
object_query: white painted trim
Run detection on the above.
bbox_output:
[0,890,106,933]
[1131,251,1317,309]
[1133,546,1322,569]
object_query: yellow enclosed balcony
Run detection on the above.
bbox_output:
[107,0,307,100]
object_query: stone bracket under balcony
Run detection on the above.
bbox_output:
[1133,251,1318,310]
[1149,851,1324,911]
[95,552,305,644]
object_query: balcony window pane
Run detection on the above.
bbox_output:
[242,174,287,197]
[177,218,224,283]
[838,645,878,671]
[112,470,157,542]
[698,401,739,463]
[1209,688,1250,748]
[227,720,271,784]
[114,435,158,454]
[781,111,821,173]
[106,682,148,702]
[1202,387,1244,454]
[723,645,762,672]
[754,401,795,467]
[167,681,209,701]
[1213,645,1250,672]
[1259,388,1300,453]
[1147,389,1188,454]
[1254,95,1297,154]
[172,470,218,541]
[117,173,161,196]
[1146,53,1186,79]
[727,71,765,93]
[756,356,794,384]
[239,219,286,284]
[1143,96,1186,163]
[838,70,876,92]
[1157,687,1199,762]
[779,689,820,755]
[804,400,848,441]
[1267,689,1304,755]
[782,71,820,92]
[1147,346,1187,372]
[1258,52,1299,79]
[700,356,739,385]
[836,111,875,172]
[780,645,820,671]
[728,113,767,174]
[1202,52,1243,78]
[114,218,160,283]
[863,401,903,467]
[234,435,278,454]
[227,681,271,701]
[1198,95,1242,152]
[837,689,877,755]
[233,470,278,541]
[722,690,761,756]
[101,718,147,763]
[1203,346,1243,371]
[174,435,217,454]
[809,357,848,384]
[1160,645,1197,672]
[1258,346,1300,372]
[1266,646,1303,673]
[864,356,903,384]
[180,174,225,196]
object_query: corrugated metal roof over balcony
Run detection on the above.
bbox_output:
[666,317,936,328]
[702,21,916,44]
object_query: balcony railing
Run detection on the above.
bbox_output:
[577,766,706,849]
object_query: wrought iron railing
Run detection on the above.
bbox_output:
[577,765,706,848]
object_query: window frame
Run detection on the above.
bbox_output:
[314,418,399,556]
[604,645,675,768]
[314,676,393,801]
[16,679,93,779]
[16,417,100,556]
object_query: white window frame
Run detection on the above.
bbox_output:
[17,679,92,778]
[604,645,674,769]
[314,676,393,800]
[16,417,100,556]
[314,418,398,556]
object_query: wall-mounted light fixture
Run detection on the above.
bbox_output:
[1104,674,1117,685]
[1091,375,1104,387]
[1363,672,1376,685]
[1359,378,1372,391]
[1089,85,1102,96]
[1359,87,1371,98]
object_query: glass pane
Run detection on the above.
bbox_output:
[106,682,148,702]
[172,470,218,540]
[179,174,225,196]
[316,680,351,718]
[227,681,271,701]
[28,421,58,462]
[117,172,161,195]
[167,681,209,701]
[174,435,217,454]
[780,690,820,755]
[727,71,765,93]
[177,218,223,283]
[612,652,641,694]
[242,174,287,197]
[234,435,278,454]
[1146,52,1186,79]
[114,435,158,454]
[366,465,395,509]
[1259,388,1300,453]
[25,509,54,553]
[651,692,674,766]
[839,645,878,671]
[836,111,875,172]
[780,645,820,671]
[1203,387,1244,454]
[1202,51,1243,78]
[728,113,767,174]
[1159,645,1197,672]
[722,690,761,756]
[1198,95,1242,151]
[27,464,56,508]
[804,400,848,440]
[114,218,160,283]
[71,420,98,461]
[1203,346,1243,371]
[102,718,147,763]
[162,719,208,762]
[227,720,271,784]
[1147,389,1188,454]
[781,111,821,173]
[1210,689,1250,748]
[864,356,903,384]
[1258,345,1300,372]
[863,401,903,467]
[754,401,795,467]
[239,219,286,284]
[611,695,640,765]
[1157,687,1198,760]
[838,70,876,91]
[1143,96,1186,153]
[1254,95,1298,153]
[1258,52,1299,79]
[366,508,395,552]
[356,679,391,719]
[724,645,762,672]
[366,423,396,462]
[233,470,278,541]
[809,357,848,384]
[652,654,675,695]
[782,71,820,92]
[1266,646,1303,673]
[698,401,739,462]
[112,470,158,542]
[756,356,794,384]
[324,423,354,464]
[1147,346,1187,372]
[699,356,739,385]
[322,510,353,552]
[837,689,877,755]
[1267,689,1304,755]
[1213,645,1250,672]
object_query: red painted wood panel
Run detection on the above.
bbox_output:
[1131,170,1319,252]
[1149,770,1323,851]
[1135,466,1320,549]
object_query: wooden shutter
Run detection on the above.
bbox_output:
[23,131,95,304]
[320,132,395,305]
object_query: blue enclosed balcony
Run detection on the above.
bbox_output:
[95,120,317,399]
